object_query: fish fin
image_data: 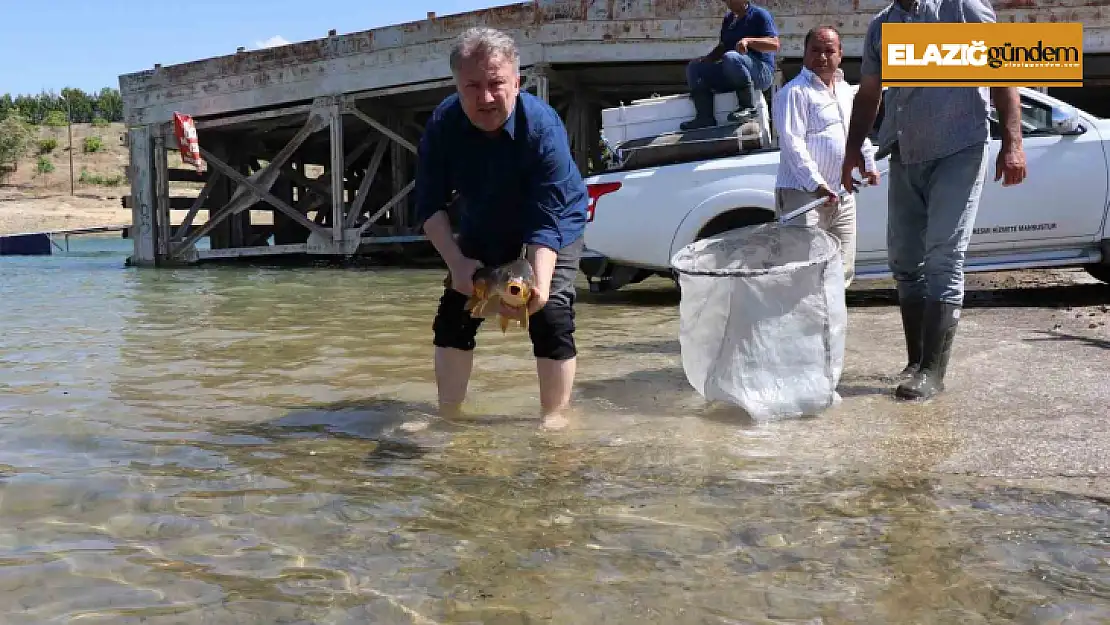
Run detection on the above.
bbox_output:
[499,314,510,334]
[518,305,530,331]
[471,297,489,318]
[465,282,489,316]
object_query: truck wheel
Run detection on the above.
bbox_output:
[1084,263,1110,285]
[696,208,775,240]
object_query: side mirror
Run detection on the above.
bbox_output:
[1050,103,1082,135]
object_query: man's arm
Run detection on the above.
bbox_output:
[959,0,1018,147]
[705,42,727,61]
[743,36,781,52]
[845,19,885,155]
[705,15,730,60]
[961,0,1024,184]
[523,125,581,299]
[773,87,828,193]
[414,115,466,268]
[743,9,781,52]
[990,87,1023,151]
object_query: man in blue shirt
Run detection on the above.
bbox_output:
[413,27,589,430]
[680,0,781,131]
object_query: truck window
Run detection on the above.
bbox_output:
[988,95,1051,138]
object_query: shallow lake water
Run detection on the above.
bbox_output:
[0,237,1107,624]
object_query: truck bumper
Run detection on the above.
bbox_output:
[579,247,655,293]
[580,247,608,278]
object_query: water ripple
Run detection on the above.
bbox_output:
[0,240,1106,623]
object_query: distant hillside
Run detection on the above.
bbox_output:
[0,121,130,196]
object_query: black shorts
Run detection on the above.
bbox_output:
[432,237,583,360]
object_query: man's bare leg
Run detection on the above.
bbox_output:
[435,346,474,418]
[537,356,576,429]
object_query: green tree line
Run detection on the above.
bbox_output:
[0,87,123,125]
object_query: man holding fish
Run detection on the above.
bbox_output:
[414,27,589,430]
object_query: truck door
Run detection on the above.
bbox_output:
[971,93,1108,252]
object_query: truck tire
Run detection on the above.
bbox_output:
[1084,263,1110,285]
[670,208,776,292]
[695,208,776,240]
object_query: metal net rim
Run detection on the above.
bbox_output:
[670,223,841,278]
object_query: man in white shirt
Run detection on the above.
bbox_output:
[772,25,880,287]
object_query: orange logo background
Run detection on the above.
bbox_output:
[880,22,1083,87]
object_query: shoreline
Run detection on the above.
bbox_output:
[0,188,131,236]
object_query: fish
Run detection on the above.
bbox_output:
[443,258,536,333]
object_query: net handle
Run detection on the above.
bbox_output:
[777,169,888,224]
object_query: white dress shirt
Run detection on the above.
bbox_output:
[773,67,877,194]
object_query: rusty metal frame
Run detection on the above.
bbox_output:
[340,98,420,238]
[170,99,333,258]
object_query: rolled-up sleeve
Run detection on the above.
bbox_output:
[413,114,451,228]
[753,8,778,37]
[524,124,582,251]
[860,17,883,77]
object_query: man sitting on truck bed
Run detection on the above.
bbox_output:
[679,0,780,131]
[773,25,880,287]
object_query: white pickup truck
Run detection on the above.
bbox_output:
[580,87,1110,291]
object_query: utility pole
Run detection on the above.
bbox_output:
[66,96,74,195]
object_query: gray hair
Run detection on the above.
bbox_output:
[449,27,520,75]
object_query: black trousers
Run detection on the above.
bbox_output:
[432,237,583,360]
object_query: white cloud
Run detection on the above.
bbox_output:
[254,35,291,49]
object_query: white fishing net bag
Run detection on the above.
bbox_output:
[670,222,848,421]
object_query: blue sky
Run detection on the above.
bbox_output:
[0,0,510,96]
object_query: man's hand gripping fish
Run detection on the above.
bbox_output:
[444,258,536,333]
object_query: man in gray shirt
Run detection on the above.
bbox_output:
[841,0,1027,401]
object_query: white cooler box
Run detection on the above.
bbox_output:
[601,91,769,145]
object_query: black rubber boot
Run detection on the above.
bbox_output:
[727,84,756,123]
[680,89,716,131]
[897,296,926,379]
[895,301,961,400]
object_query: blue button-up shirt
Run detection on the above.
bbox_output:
[413,91,588,267]
[861,0,997,164]
[720,4,778,68]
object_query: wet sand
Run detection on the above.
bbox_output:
[581,267,1110,501]
[1,239,1107,622]
[0,189,131,235]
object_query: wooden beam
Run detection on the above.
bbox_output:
[344,132,380,167]
[345,106,417,154]
[196,243,308,259]
[222,105,329,213]
[347,77,457,102]
[280,164,331,200]
[174,144,329,256]
[127,126,155,266]
[355,180,414,236]
[168,168,208,183]
[154,135,170,259]
[194,103,314,130]
[329,100,345,241]
[172,171,223,241]
[345,137,388,228]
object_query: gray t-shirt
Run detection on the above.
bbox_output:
[861,0,997,164]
